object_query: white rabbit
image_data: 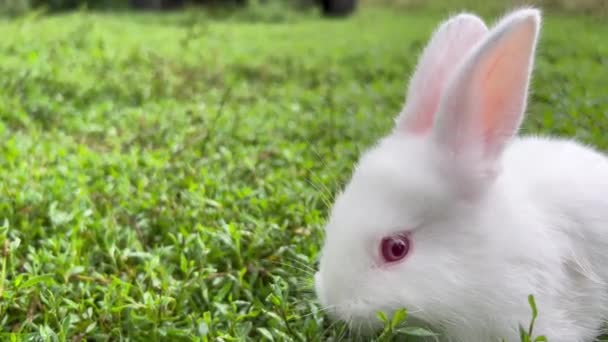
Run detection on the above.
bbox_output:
[314,7,608,342]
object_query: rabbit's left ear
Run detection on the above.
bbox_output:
[397,13,488,135]
[433,8,541,160]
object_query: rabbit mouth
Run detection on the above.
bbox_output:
[336,299,438,336]
[346,319,383,337]
[322,298,384,334]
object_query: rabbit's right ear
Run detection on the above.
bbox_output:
[397,13,488,135]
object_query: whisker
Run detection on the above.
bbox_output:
[319,314,342,340]
[304,178,334,209]
[339,318,351,342]
[300,303,337,319]
[309,172,337,200]
[292,141,339,204]
[300,134,351,203]
[273,261,315,277]
[304,135,348,194]
[307,140,329,168]
[284,255,318,273]
[293,282,315,293]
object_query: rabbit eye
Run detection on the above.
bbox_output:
[380,234,411,263]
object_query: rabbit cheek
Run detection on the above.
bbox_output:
[313,272,327,307]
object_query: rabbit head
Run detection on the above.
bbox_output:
[314,8,541,335]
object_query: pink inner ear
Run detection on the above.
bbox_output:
[404,83,441,135]
[434,10,539,160]
[398,15,488,136]
[402,62,465,136]
[405,110,433,135]
[477,33,534,157]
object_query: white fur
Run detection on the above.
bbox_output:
[314,8,608,342]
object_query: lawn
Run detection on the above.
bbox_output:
[0,2,607,341]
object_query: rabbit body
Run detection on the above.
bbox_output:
[432,135,608,342]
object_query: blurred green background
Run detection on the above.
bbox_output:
[0,0,606,341]
[1,0,607,16]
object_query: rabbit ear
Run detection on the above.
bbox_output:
[397,13,488,135]
[434,8,541,162]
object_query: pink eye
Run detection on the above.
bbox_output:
[380,234,411,263]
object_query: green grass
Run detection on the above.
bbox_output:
[0,3,607,341]
[363,0,608,17]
